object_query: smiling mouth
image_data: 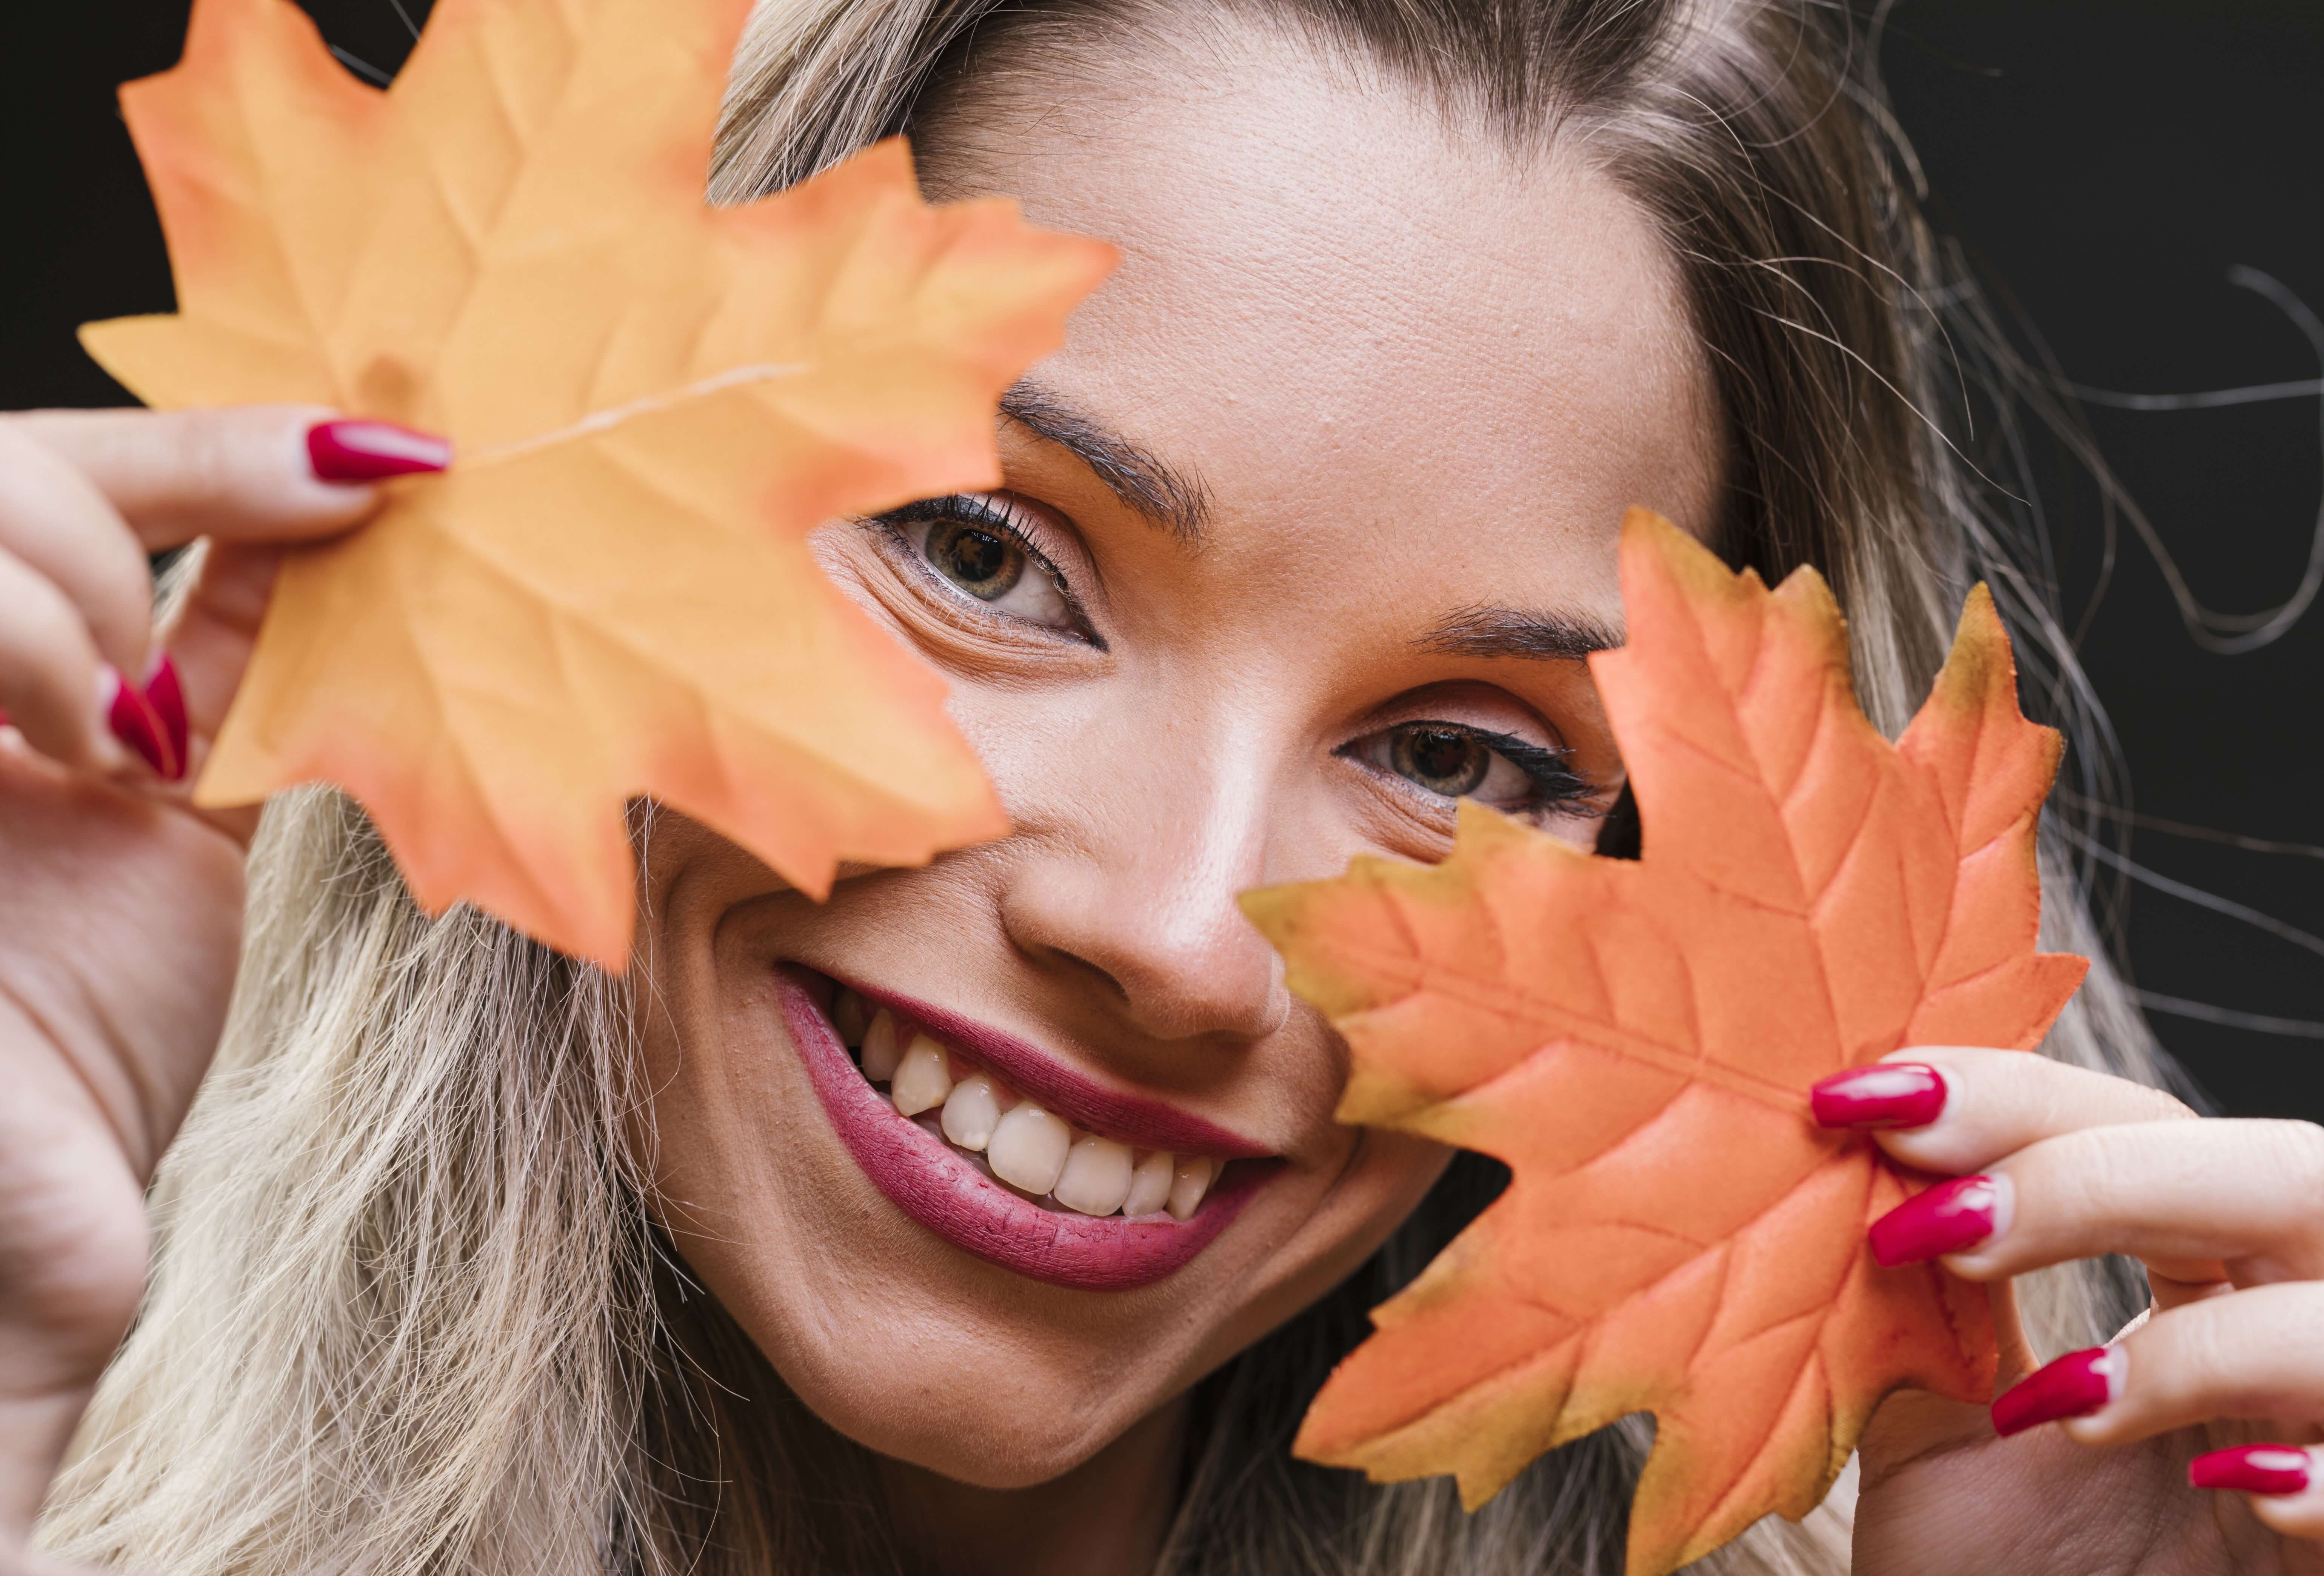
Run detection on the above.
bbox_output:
[774,969,1273,1290]
[830,985,1228,1220]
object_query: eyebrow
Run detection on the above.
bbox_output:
[992,385,1612,662]
[1414,605,1624,662]
[998,381,1212,545]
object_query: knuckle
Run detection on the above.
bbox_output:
[2052,1125,2138,1211]
[0,493,153,660]
[69,530,159,641]
[2250,1282,2324,1349]
[171,413,243,506]
[2165,1308,2237,1398]
[2264,1121,2324,1209]
[0,422,74,516]
[2123,1077,2197,1123]
[0,568,93,676]
[2150,1287,2316,1418]
[0,418,49,473]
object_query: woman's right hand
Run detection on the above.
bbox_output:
[0,406,432,1567]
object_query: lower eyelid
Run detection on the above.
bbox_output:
[868,517,1099,646]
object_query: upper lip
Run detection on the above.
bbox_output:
[833,976,1273,1160]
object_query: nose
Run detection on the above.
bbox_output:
[995,726,1288,1047]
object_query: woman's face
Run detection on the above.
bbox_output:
[637,26,1719,1490]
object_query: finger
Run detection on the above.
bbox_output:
[2188,1445,2324,1542]
[1811,1045,2194,1174]
[0,545,130,774]
[162,540,281,746]
[1982,1284,2324,1454]
[1868,1117,2322,1284]
[0,428,156,679]
[6,407,443,550]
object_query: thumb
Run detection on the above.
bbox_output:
[1858,1277,2039,1489]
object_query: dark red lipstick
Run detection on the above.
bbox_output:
[840,979,1272,1157]
[776,974,1275,1290]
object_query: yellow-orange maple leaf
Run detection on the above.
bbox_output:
[1241,510,2087,1576]
[81,0,1116,968]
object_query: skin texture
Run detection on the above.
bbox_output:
[633,30,1718,1560]
[6,21,2324,1576]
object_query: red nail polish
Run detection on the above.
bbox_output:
[2190,1445,2311,1496]
[1811,1062,1946,1129]
[143,653,188,768]
[105,666,180,779]
[306,419,452,481]
[1991,1346,2123,1436]
[1868,1173,2002,1267]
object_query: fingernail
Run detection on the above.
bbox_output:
[1811,1062,1946,1129]
[143,652,188,768]
[1869,1173,2007,1267]
[103,665,179,779]
[306,419,452,481]
[2190,1445,2312,1496]
[1992,1346,2124,1436]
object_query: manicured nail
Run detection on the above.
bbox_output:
[306,419,452,481]
[1992,1346,2124,1436]
[2190,1445,2312,1496]
[1811,1062,1946,1129]
[143,652,188,768]
[103,665,179,779]
[1868,1173,2005,1267]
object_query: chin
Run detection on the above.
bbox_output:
[631,891,1441,1488]
[636,954,1277,1459]
[777,1329,1159,1488]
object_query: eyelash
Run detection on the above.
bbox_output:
[868,503,1593,822]
[1487,732,1599,813]
[1342,722,1601,819]
[869,494,1102,646]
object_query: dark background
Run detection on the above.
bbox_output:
[5,1,2320,1117]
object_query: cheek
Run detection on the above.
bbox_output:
[622,813,1462,1487]
[1336,1130,1461,1248]
[629,948,839,1278]
[625,959,1450,1483]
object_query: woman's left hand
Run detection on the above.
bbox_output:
[1839,1046,2324,1575]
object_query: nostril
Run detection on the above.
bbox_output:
[998,862,1285,1043]
[1023,936,1284,1046]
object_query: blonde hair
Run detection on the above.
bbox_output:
[43,2,2173,1573]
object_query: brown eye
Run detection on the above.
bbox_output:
[879,494,1089,639]
[1390,726,1491,797]
[925,520,1027,602]
[1344,720,1590,819]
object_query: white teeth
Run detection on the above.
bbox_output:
[1166,1154,1216,1221]
[939,1073,1003,1151]
[832,989,872,1047]
[890,1034,954,1117]
[843,1009,1228,1217]
[859,1009,901,1082]
[1123,1151,1174,1216]
[987,1104,1073,1194]
[1053,1135,1136,1216]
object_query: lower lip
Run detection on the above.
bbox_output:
[776,976,1271,1291]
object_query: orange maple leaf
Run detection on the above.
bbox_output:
[1241,510,2087,1576]
[80,0,1116,969]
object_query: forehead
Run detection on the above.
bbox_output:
[928,18,1722,614]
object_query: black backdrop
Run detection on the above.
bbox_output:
[6,1,2321,1119]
